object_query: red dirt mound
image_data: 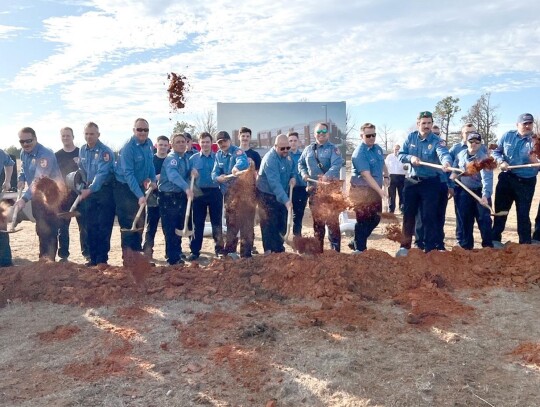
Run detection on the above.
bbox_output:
[510,342,540,367]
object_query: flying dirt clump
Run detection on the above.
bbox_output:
[167,72,188,111]
[33,177,65,210]
[465,156,497,176]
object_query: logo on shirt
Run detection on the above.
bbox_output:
[94,153,99,160]
[439,140,446,147]
[236,149,243,156]
[334,148,341,155]
[39,158,48,168]
[103,153,110,162]
[170,159,177,166]
[428,144,432,150]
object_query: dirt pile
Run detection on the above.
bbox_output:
[167,72,188,111]
[1,244,539,328]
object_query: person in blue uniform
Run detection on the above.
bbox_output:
[349,123,388,252]
[16,127,63,261]
[532,133,540,243]
[396,111,452,256]
[0,150,15,267]
[491,113,538,245]
[298,122,344,252]
[142,135,169,258]
[451,131,493,249]
[158,133,194,265]
[78,122,116,267]
[114,118,157,254]
[188,132,224,260]
[288,131,308,236]
[211,131,249,259]
[257,134,296,253]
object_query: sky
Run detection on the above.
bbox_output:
[1,0,539,152]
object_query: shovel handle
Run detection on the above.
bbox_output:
[223,169,250,180]
[284,184,293,241]
[129,187,153,230]
[69,195,82,212]
[453,178,492,213]
[8,190,24,232]
[506,162,540,170]
[181,177,195,235]
[418,161,463,173]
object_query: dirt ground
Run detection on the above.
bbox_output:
[1,171,540,407]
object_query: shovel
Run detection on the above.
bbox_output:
[223,169,250,180]
[418,161,463,173]
[283,184,293,242]
[1,190,24,234]
[453,178,508,217]
[505,162,540,170]
[120,187,154,233]
[175,177,195,237]
[306,178,330,185]
[58,194,82,219]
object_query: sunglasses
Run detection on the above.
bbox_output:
[468,139,481,144]
[418,111,433,119]
[316,129,328,134]
[523,122,533,125]
[279,146,291,151]
[364,133,376,138]
[19,138,34,145]
[136,128,150,132]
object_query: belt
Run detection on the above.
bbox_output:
[409,176,437,181]
[159,191,185,197]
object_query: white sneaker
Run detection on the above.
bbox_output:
[396,247,409,257]
[531,239,540,245]
[352,250,362,254]
[492,241,504,249]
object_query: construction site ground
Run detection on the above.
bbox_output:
[1,173,540,407]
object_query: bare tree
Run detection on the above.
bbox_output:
[377,123,395,153]
[534,113,540,135]
[195,109,217,138]
[344,109,357,154]
[172,120,195,136]
[434,96,461,143]
[461,93,499,145]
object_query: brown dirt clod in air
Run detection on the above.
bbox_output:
[292,235,323,255]
[385,223,402,242]
[167,72,188,111]
[33,177,65,210]
[465,156,497,175]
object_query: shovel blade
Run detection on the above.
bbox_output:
[120,227,143,233]
[492,211,509,217]
[175,228,193,237]
[58,211,80,219]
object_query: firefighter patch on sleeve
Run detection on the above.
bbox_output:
[170,159,177,166]
[103,153,110,162]
[236,149,243,156]
[334,148,341,155]
[39,158,48,168]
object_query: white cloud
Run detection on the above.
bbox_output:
[1,0,540,149]
[0,24,25,38]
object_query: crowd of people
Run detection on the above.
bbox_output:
[0,112,539,267]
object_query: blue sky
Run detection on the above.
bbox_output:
[1,0,539,151]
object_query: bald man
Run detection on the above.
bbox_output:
[256,134,296,253]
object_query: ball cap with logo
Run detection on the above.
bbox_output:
[517,113,534,123]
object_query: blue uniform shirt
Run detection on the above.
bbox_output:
[289,149,306,187]
[257,149,296,205]
[492,130,538,178]
[454,148,493,198]
[350,142,384,187]
[79,140,114,193]
[114,136,156,198]
[158,151,191,192]
[211,145,249,194]
[0,150,15,169]
[298,141,343,181]
[399,131,452,178]
[19,143,62,202]
[190,151,218,189]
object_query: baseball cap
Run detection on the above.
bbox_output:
[417,111,433,119]
[183,132,192,140]
[517,113,534,123]
[216,131,231,142]
[466,131,482,141]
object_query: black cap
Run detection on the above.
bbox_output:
[216,131,231,141]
